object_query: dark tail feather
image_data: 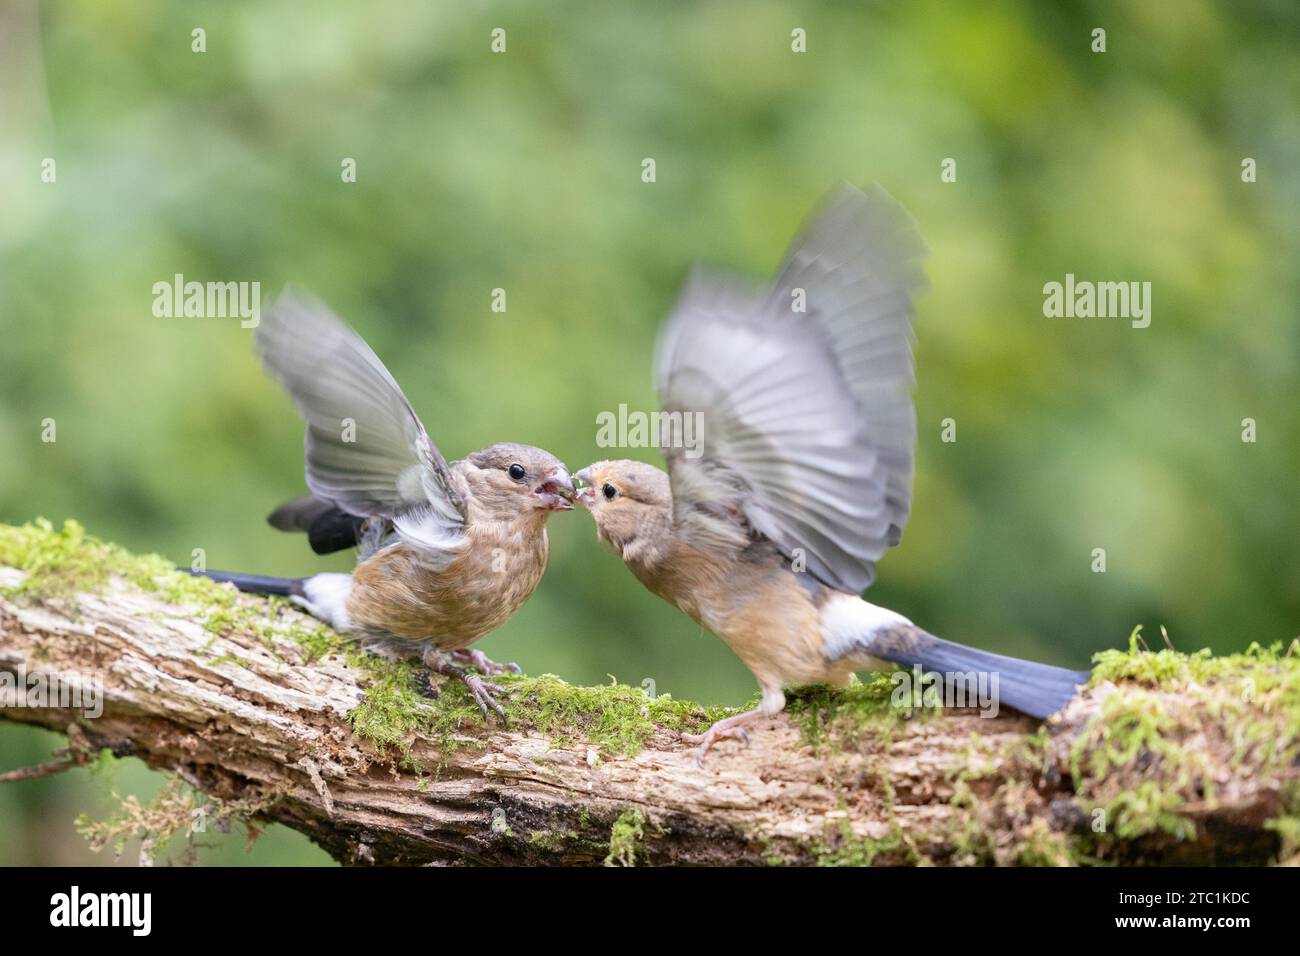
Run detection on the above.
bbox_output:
[189,569,303,597]
[868,627,1090,719]
[267,495,336,532]
[267,494,367,555]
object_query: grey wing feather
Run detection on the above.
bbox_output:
[256,288,468,564]
[654,184,927,593]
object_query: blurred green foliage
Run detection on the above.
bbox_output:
[1,0,1297,865]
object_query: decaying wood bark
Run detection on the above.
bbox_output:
[1,557,1295,866]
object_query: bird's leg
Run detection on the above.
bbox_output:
[681,686,786,766]
[449,647,523,676]
[680,711,757,764]
[422,648,508,720]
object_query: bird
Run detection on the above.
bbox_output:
[195,289,576,717]
[573,184,1090,763]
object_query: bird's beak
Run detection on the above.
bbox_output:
[535,467,575,511]
[573,467,595,508]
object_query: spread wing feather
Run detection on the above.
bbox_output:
[654,185,927,593]
[256,288,467,565]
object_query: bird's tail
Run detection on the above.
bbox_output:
[191,570,353,633]
[870,628,1090,718]
[827,598,1090,719]
[188,569,304,597]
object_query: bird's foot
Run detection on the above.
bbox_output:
[680,711,760,766]
[462,673,508,720]
[423,651,509,720]
[450,648,523,676]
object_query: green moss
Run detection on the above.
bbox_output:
[503,674,732,756]
[1265,816,1300,864]
[528,825,611,857]
[1263,781,1300,864]
[936,731,1100,866]
[944,778,994,864]
[201,605,242,636]
[348,667,745,769]
[1073,626,1300,850]
[1009,819,1079,867]
[0,519,344,660]
[279,605,348,665]
[347,660,446,765]
[0,518,202,599]
[814,819,918,867]
[1104,630,1300,780]
[784,674,924,752]
[1106,782,1196,841]
[813,754,927,867]
[207,652,252,670]
[750,832,786,867]
[1092,626,1300,701]
[528,829,569,853]
[0,520,261,608]
[1071,690,1167,781]
[352,670,744,770]
[603,808,646,867]
[1067,687,1198,842]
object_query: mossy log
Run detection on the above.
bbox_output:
[1,520,1297,866]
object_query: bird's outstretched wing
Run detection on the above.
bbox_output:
[257,288,468,564]
[654,184,927,593]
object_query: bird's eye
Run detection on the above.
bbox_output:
[508,463,526,480]
[602,483,618,500]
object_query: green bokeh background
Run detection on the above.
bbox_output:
[1,0,1297,865]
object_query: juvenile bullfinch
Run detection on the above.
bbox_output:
[197,289,575,717]
[575,185,1089,762]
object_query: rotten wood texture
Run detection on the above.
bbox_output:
[0,565,1292,866]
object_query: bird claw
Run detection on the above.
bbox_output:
[681,725,750,766]
[422,650,511,720]
[463,674,508,721]
[451,648,523,676]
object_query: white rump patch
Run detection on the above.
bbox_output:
[296,573,354,632]
[819,593,912,663]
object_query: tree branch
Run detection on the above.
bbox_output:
[0,521,1296,865]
